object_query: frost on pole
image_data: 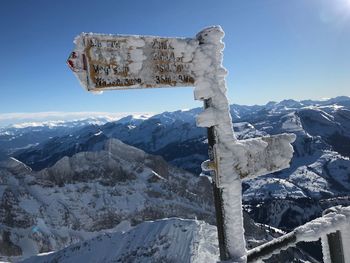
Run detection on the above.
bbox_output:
[193,26,295,262]
[67,33,198,91]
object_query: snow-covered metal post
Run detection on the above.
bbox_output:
[321,206,350,263]
[193,27,246,262]
[193,26,296,262]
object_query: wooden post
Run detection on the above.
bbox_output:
[327,231,345,263]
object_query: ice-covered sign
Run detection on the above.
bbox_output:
[68,26,297,263]
[67,34,198,91]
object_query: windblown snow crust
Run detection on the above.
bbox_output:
[21,215,287,263]
[21,218,219,263]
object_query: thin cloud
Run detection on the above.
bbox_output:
[0,112,154,128]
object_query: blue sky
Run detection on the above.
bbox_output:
[0,0,349,115]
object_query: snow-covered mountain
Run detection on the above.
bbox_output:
[7,98,350,226]
[1,138,309,263]
[12,113,265,174]
[0,117,116,161]
[11,97,350,171]
[0,139,214,262]
[21,218,220,263]
[13,125,108,171]
[1,96,350,261]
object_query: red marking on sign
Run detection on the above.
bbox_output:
[67,59,74,70]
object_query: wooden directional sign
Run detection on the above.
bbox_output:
[67,33,198,91]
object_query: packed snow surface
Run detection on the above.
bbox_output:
[0,140,215,262]
[20,215,284,263]
[22,218,219,263]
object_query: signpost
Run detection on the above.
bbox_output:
[68,26,296,263]
[67,34,197,91]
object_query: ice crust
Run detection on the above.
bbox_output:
[192,26,247,262]
[295,206,350,243]
[231,133,296,179]
[192,26,295,262]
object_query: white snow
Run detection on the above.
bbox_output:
[246,205,350,263]
[191,26,247,262]
[243,177,307,202]
[93,131,102,136]
[294,205,350,243]
[230,133,296,179]
[21,218,219,263]
[0,139,216,262]
[19,215,284,263]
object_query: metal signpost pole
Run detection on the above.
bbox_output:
[194,27,247,262]
[321,207,347,263]
[204,98,230,260]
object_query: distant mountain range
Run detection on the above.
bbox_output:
[1,96,350,262]
[3,96,350,170]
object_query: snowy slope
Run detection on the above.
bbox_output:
[13,124,109,170]
[13,113,265,174]
[241,100,350,228]
[0,117,118,161]
[21,218,219,263]
[0,138,301,262]
[0,139,214,262]
[21,216,318,263]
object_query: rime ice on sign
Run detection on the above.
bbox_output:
[68,34,199,91]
